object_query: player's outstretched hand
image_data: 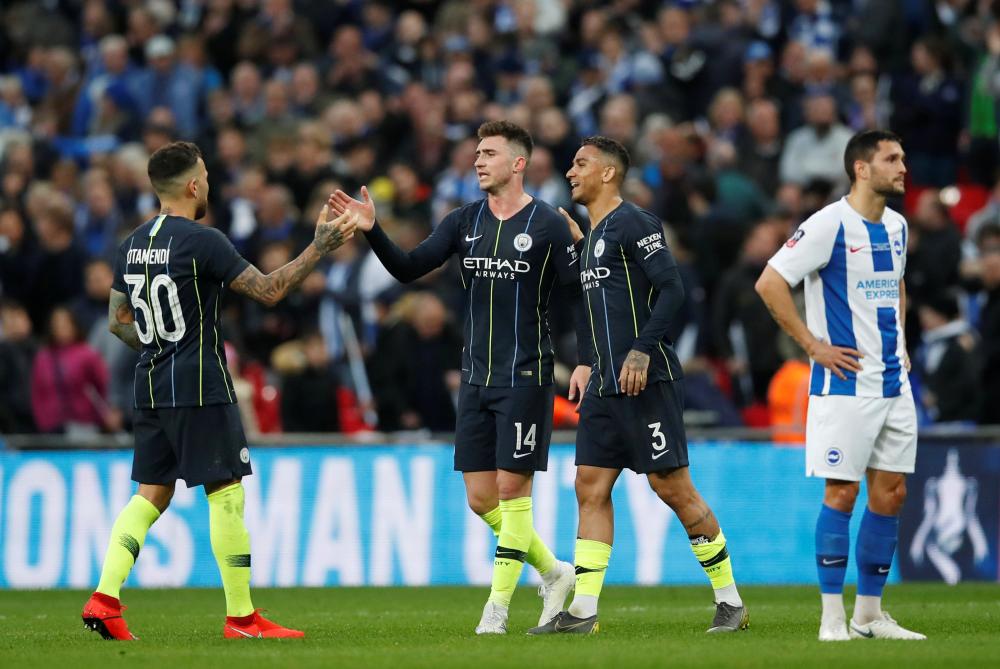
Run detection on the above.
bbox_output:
[558,207,584,244]
[619,349,650,397]
[808,340,863,381]
[314,206,356,254]
[329,186,376,232]
[568,364,591,411]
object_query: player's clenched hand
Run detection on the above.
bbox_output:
[314,206,356,254]
[558,207,584,244]
[808,340,863,381]
[329,186,376,232]
[619,349,650,397]
[568,364,591,411]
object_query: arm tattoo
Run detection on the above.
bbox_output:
[230,243,322,306]
[313,221,347,254]
[107,289,141,351]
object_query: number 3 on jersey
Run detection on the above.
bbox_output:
[514,422,537,454]
[124,273,186,344]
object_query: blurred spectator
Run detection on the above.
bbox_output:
[711,220,784,405]
[28,193,85,331]
[74,171,123,261]
[31,306,110,434]
[706,139,770,225]
[0,300,37,433]
[71,258,114,336]
[275,331,342,433]
[737,98,783,197]
[369,291,462,432]
[963,175,1000,263]
[524,145,572,212]
[905,190,963,335]
[915,291,980,423]
[779,92,853,194]
[0,206,38,308]
[134,35,205,139]
[768,332,810,444]
[432,137,480,223]
[890,36,964,187]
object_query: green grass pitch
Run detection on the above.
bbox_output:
[1,584,998,668]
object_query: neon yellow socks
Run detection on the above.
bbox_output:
[487,497,534,607]
[690,529,742,606]
[96,495,161,599]
[478,504,556,577]
[208,483,254,617]
[567,539,611,618]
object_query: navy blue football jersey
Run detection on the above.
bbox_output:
[578,201,684,396]
[365,198,586,387]
[112,214,249,408]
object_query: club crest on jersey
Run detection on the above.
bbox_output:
[594,239,606,257]
[514,233,533,252]
[785,228,805,248]
[825,448,843,467]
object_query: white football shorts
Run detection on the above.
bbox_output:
[805,392,917,481]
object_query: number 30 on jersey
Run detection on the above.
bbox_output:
[124,273,186,344]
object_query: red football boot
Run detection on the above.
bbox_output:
[224,610,304,639]
[82,592,137,640]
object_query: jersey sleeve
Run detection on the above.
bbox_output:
[111,241,128,293]
[199,227,251,284]
[767,212,838,287]
[622,209,685,355]
[364,209,459,283]
[546,210,581,286]
[622,209,678,284]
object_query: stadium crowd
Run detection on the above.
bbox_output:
[1,0,999,437]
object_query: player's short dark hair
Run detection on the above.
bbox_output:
[582,135,631,183]
[148,141,202,194]
[843,130,902,184]
[477,120,533,158]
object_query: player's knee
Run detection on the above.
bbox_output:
[141,487,173,513]
[466,495,496,516]
[824,482,860,512]
[878,478,907,514]
[575,481,612,510]
[651,481,694,511]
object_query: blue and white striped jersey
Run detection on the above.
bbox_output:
[768,197,909,398]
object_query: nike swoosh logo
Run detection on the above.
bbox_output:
[877,566,890,574]
[554,618,592,631]
[851,623,874,638]
[651,449,670,460]
[226,625,260,638]
[849,246,866,253]
[643,248,664,260]
[465,234,484,242]
[513,451,534,459]
[821,558,846,566]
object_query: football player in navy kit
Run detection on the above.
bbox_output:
[528,136,748,636]
[330,122,590,634]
